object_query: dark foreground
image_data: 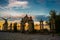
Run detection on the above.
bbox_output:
[0,32,60,40]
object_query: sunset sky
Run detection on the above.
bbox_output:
[0,0,60,18]
[0,0,59,30]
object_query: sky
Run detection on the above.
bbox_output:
[0,0,60,18]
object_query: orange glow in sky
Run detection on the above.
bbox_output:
[0,20,50,31]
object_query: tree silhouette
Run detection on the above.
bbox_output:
[0,17,10,31]
[43,10,60,34]
[55,14,60,33]
[49,10,56,37]
[49,10,56,32]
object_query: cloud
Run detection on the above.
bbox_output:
[7,0,29,9]
[0,10,24,18]
[0,10,35,22]
[0,0,30,18]
[0,0,29,10]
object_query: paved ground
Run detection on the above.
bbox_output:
[0,32,60,40]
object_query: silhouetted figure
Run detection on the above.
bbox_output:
[28,16,34,32]
[20,18,25,32]
[40,19,44,30]
[20,14,29,33]
[9,23,12,31]
[24,14,29,22]
[20,14,34,33]
[1,17,10,31]
[14,22,17,32]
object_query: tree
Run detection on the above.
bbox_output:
[55,14,60,33]
[49,10,60,33]
[0,17,10,31]
[49,10,56,32]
